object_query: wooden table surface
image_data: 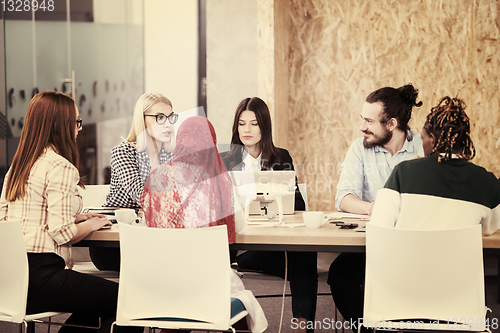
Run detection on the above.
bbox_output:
[77,211,500,253]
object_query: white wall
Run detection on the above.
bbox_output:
[206,0,258,146]
[144,0,258,146]
[144,0,198,114]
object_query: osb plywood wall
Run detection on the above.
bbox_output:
[277,0,500,211]
[257,0,292,148]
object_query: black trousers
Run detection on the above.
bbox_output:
[327,252,372,333]
[27,253,142,333]
[89,247,121,272]
[236,250,318,331]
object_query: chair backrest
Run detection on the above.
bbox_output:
[298,183,308,211]
[79,184,110,208]
[0,221,29,323]
[117,224,232,330]
[364,224,486,331]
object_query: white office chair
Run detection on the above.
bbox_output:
[298,183,308,211]
[363,224,490,332]
[79,184,111,208]
[112,224,248,332]
[0,221,67,333]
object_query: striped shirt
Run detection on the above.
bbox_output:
[0,146,81,265]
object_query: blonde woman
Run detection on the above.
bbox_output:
[105,92,178,208]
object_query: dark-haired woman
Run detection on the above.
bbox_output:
[222,97,317,333]
[0,91,142,333]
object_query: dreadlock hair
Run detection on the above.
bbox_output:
[366,83,422,139]
[423,96,475,162]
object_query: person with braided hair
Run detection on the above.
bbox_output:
[329,97,500,333]
[420,96,475,161]
[371,96,500,234]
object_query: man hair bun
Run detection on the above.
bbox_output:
[398,83,422,108]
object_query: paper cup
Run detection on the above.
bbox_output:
[303,211,325,229]
[115,209,137,224]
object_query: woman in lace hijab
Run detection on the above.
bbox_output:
[141,116,235,243]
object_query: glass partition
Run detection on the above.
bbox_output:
[3,0,144,185]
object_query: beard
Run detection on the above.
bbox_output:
[363,127,393,149]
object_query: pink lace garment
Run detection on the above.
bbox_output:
[140,116,236,243]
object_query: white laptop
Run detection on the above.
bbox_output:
[230,170,296,215]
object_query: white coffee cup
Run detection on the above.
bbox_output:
[115,209,137,224]
[303,211,325,229]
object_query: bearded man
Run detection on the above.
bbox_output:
[330,83,424,333]
[335,83,424,215]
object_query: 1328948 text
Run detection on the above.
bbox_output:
[1,0,54,12]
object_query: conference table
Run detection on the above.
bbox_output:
[76,211,500,302]
[76,211,500,255]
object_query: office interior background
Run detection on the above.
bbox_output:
[0,0,498,212]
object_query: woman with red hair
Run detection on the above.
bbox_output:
[0,91,141,333]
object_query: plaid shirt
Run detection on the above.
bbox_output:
[105,141,173,208]
[0,147,81,266]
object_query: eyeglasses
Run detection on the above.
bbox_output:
[144,113,179,125]
[76,118,83,129]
